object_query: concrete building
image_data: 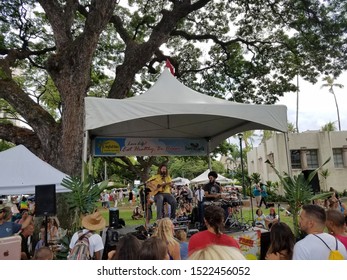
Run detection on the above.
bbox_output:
[247,131,347,193]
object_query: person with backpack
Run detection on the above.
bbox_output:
[293,204,347,260]
[68,212,105,260]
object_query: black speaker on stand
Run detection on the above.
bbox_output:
[109,207,119,228]
[102,208,119,260]
[35,184,56,246]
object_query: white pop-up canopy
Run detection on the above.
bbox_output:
[0,145,70,195]
[84,69,288,159]
[172,177,190,186]
[190,169,232,185]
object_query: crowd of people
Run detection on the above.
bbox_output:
[1,164,347,260]
[65,165,347,261]
[88,203,347,261]
[0,196,65,260]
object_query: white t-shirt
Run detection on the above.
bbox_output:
[69,229,104,258]
[293,233,347,260]
[255,214,266,227]
[195,188,205,202]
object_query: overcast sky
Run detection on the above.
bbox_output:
[277,73,347,133]
[227,72,346,147]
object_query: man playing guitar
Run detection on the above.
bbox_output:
[147,164,177,220]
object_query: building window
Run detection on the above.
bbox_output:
[333,148,344,168]
[290,150,301,169]
[306,149,318,169]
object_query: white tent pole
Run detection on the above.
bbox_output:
[82,130,89,162]
[207,139,211,170]
[82,130,89,178]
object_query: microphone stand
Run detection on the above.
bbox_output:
[249,186,255,226]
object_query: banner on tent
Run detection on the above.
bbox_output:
[93,137,207,156]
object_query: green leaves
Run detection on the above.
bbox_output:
[61,163,109,231]
[265,157,331,236]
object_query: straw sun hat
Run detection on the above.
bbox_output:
[82,212,106,231]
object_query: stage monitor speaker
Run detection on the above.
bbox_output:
[35,184,56,216]
[301,170,320,194]
[109,207,119,228]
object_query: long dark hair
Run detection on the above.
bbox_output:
[138,236,168,260]
[204,205,224,235]
[112,233,142,260]
[157,163,169,176]
[267,222,295,259]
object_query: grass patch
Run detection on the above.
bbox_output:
[97,204,295,231]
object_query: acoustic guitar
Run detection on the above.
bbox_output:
[147,178,180,196]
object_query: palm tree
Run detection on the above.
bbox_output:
[321,76,344,131]
[287,122,297,133]
[260,130,274,143]
[234,130,256,150]
[321,121,337,132]
[296,74,300,133]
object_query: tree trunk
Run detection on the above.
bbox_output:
[332,91,341,131]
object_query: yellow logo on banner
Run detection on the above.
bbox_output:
[100,140,120,154]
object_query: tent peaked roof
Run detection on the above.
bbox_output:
[85,69,287,152]
[134,69,226,104]
[0,145,70,195]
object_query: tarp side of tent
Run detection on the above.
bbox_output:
[0,145,70,195]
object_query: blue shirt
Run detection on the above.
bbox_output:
[180,241,189,260]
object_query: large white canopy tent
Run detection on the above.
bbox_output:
[84,69,289,166]
[0,145,70,195]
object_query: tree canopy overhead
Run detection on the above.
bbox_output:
[0,0,346,176]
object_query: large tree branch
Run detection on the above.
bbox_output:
[108,0,212,99]
[0,123,41,152]
[171,30,271,54]
[0,78,58,140]
[38,0,79,48]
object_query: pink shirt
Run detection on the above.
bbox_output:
[336,234,347,250]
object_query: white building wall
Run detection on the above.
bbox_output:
[247,131,347,193]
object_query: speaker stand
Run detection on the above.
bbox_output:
[44,213,48,246]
